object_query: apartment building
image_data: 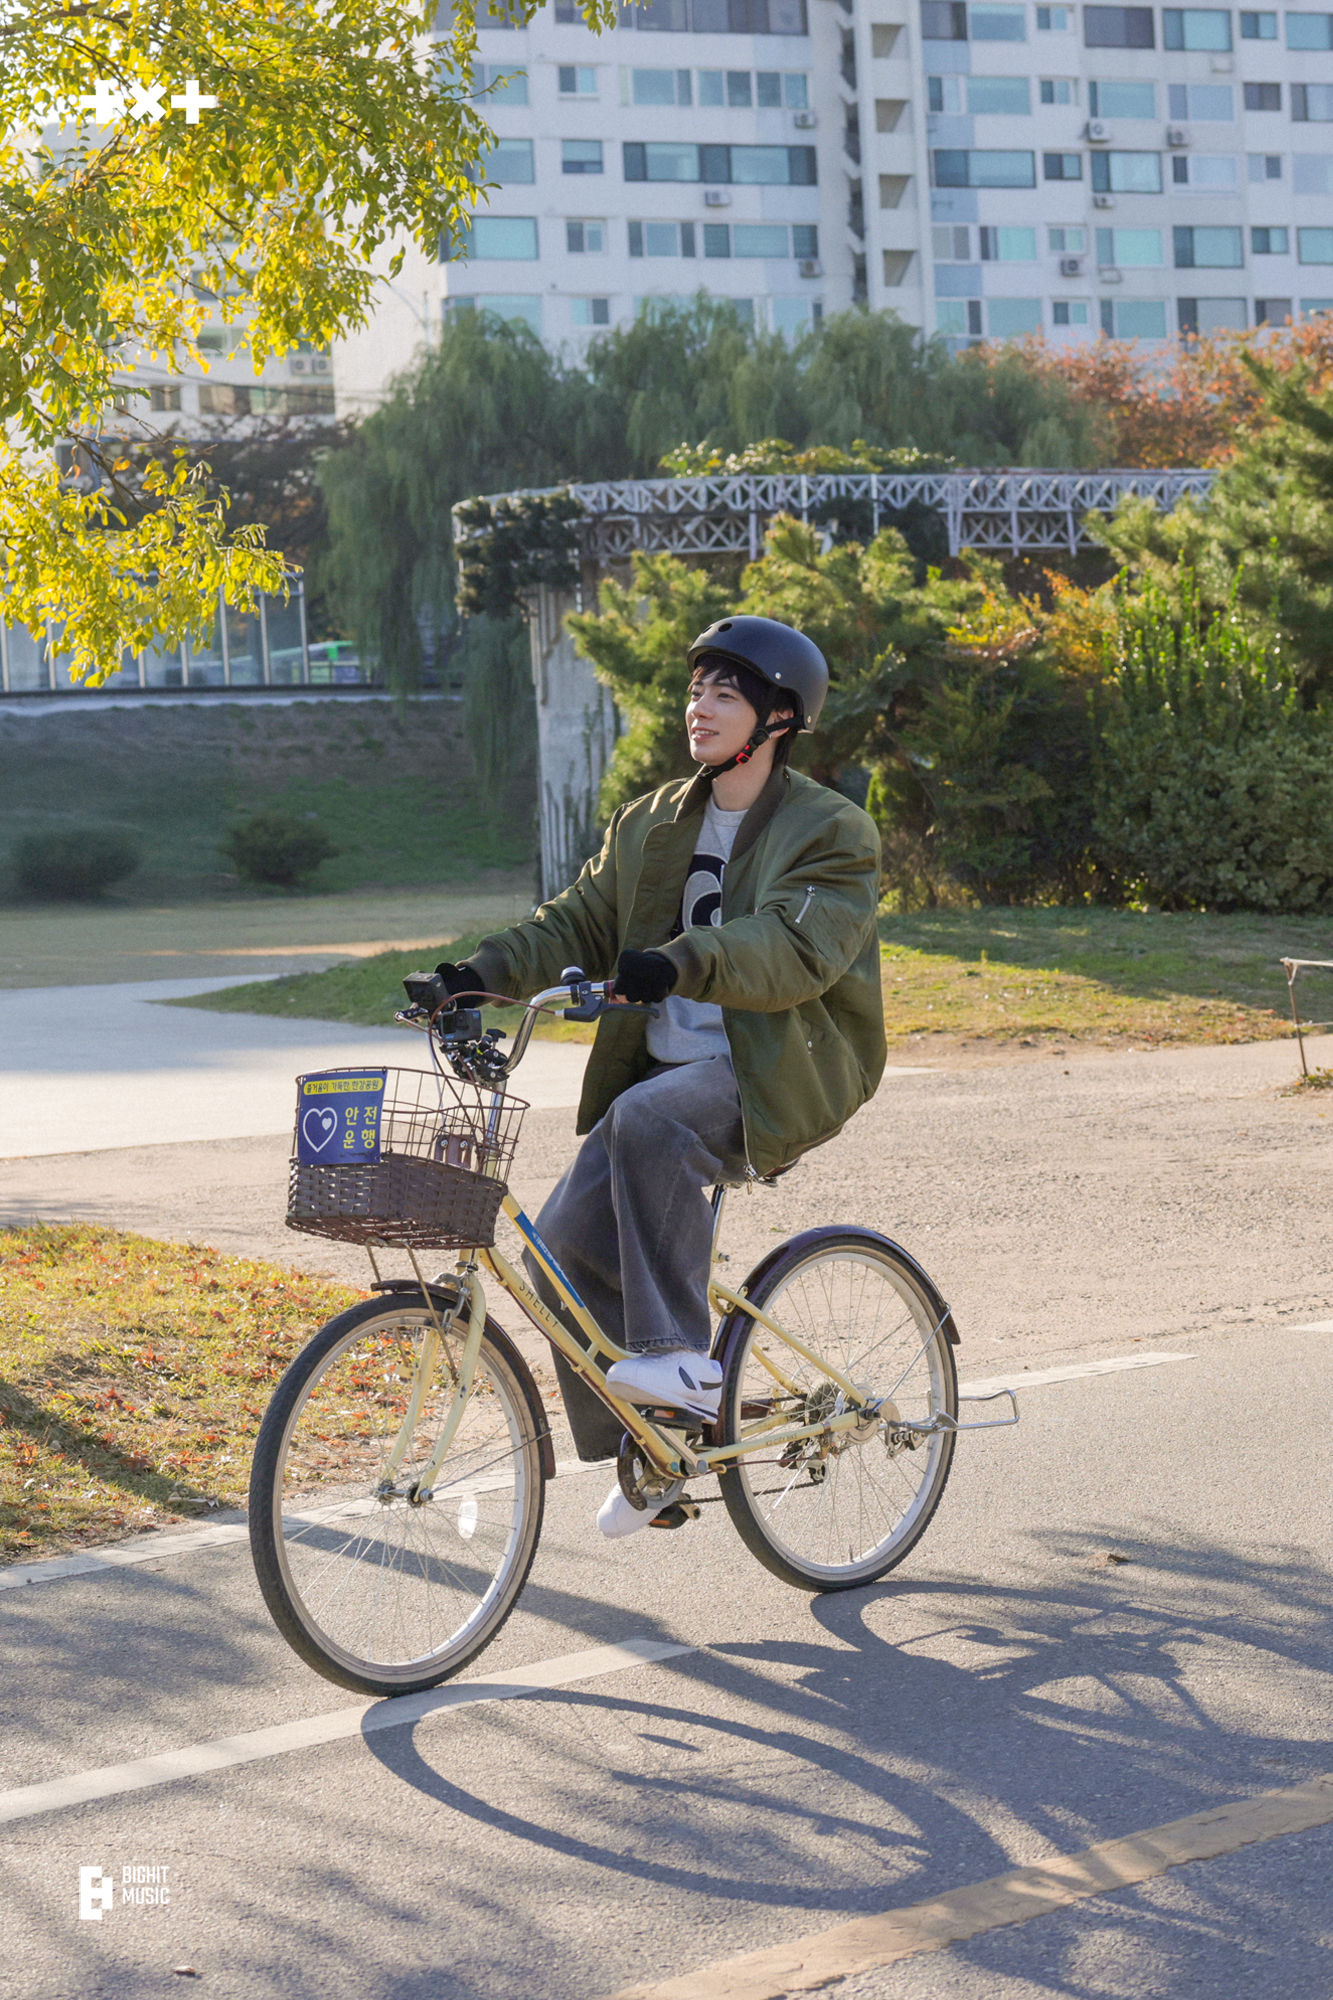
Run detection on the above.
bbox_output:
[332,0,930,408]
[923,2,1332,347]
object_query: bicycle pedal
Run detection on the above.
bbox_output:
[648,1499,700,1531]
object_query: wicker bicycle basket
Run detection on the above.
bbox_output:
[286,1066,527,1250]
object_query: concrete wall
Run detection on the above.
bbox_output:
[529,586,620,899]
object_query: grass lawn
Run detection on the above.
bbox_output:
[0,697,534,906]
[878,907,1333,1049]
[171,906,1333,1051]
[0,1226,363,1562]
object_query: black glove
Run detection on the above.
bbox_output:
[613,949,678,1005]
[434,960,483,1000]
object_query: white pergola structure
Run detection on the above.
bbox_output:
[454,469,1215,898]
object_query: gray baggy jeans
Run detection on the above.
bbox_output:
[530,1054,748,1357]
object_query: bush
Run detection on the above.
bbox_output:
[222,811,339,890]
[1094,581,1333,911]
[13,826,142,900]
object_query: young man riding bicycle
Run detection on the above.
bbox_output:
[434,615,886,1537]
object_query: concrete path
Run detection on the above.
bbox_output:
[2,1317,1331,1998]
[0,977,593,1156]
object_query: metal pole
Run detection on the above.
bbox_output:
[1283,959,1308,1078]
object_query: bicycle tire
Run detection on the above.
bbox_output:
[249,1292,546,1696]
[716,1229,958,1592]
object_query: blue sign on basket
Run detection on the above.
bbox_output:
[296,1069,387,1165]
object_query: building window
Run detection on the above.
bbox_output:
[149,385,182,411]
[1286,10,1333,45]
[444,295,542,332]
[987,297,1042,334]
[1243,82,1281,109]
[1178,296,1247,331]
[623,141,817,183]
[793,224,819,257]
[1091,149,1163,191]
[1248,151,1283,178]
[1100,297,1168,335]
[698,68,807,105]
[628,219,698,254]
[1240,7,1278,30]
[1048,225,1086,250]
[606,0,810,30]
[473,64,529,102]
[1168,83,1234,119]
[1164,7,1232,46]
[627,67,693,104]
[733,222,794,254]
[571,297,611,324]
[1293,84,1333,119]
[1036,5,1074,24]
[970,74,1033,110]
[1174,224,1244,265]
[921,1,969,37]
[1301,296,1333,315]
[1097,224,1164,262]
[467,215,539,258]
[1039,77,1078,102]
[938,299,984,334]
[934,223,974,256]
[1298,226,1333,261]
[566,218,607,251]
[1254,296,1292,320]
[703,221,731,255]
[1171,153,1238,186]
[1251,225,1289,251]
[558,66,598,95]
[1088,79,1155,117]
[933,147,1037,184]
[562,139,604,173]
[1083,6,1155,46]
[969,3,1026,36]
[1051,298,1090,321]
[484,137,535,182]
[980,224,1038,257]
[1043,149,1083,176]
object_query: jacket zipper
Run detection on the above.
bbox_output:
[793,886,816,927]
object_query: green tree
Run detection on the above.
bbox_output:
[0,0,615,681]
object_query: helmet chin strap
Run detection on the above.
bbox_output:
[703,723,772,780]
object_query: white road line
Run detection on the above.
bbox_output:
[0,1636,694,1830]
[0,1456,612,1592]
[1293,1320,1333,1334]
[960,1352,1194,1397]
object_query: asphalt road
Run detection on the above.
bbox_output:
[2,1315,1331,1999]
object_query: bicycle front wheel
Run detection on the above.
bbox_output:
[249,1295,546,1696]
[717,1231,958,1591]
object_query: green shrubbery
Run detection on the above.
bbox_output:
[13,826,142,900]
[1095,587,1333,911]
[221,811,338,890]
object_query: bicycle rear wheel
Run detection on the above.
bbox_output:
[717,1230,957,1591]
[249,1294,545,1696]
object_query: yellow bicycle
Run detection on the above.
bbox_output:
[248,971,1016,1696]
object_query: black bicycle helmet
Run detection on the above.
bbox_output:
[687,616,829,732]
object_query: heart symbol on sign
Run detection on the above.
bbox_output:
[302,1107,339,1153]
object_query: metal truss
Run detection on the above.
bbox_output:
[455,469,1216,562]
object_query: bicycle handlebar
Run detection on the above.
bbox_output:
[395,965,654,1085]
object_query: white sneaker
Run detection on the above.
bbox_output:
[605,1349,723,1421]
[596,1484,661,1539]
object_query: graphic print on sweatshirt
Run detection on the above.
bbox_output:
[678,849,725,932]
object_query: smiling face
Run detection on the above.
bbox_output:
[686,662,794,768]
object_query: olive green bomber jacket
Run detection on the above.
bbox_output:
[468,766,886,1179]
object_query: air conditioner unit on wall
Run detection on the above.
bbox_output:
[1098,265,1123,282]
[1167,125,1190,146]
[1093,192,1115,208]
[703,189,731,206]
[798,258,824,277]
[1060,255,1083,276]
[793,109,817,128]
[1086,119,1111,141]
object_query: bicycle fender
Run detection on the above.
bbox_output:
[710,1223,960,1380]
[369,1278,557,1480]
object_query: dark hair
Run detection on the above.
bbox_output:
[689,653,800,761]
